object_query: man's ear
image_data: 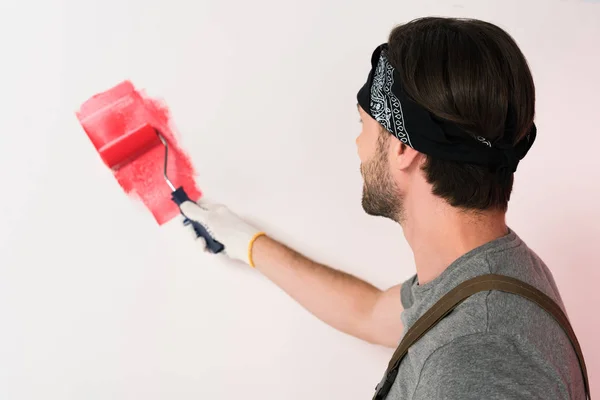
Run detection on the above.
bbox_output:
[390,138,420,171]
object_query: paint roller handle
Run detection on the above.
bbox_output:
[170,187,225,254]
[183,218,225,254]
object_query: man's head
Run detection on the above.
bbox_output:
[356,17,536,224]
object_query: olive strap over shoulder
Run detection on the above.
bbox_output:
[372,274,590,400]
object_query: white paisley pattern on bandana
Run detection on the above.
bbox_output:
[369,52,413,148]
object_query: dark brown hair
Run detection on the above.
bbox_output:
[386,17,535,211]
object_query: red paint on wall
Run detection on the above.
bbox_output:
[76,81,201,225]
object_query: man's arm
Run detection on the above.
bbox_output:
[252,235,403,348]
[179,201,404,348]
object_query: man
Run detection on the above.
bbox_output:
[180,17,587,399]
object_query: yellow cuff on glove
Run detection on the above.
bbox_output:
[248,231,266,267]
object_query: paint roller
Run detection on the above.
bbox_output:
[93,122,224,253]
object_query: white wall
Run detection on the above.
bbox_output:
[1,0,598,398]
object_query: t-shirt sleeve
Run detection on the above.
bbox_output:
[411,333,568,400]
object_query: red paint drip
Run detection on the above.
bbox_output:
[76,81,201,225]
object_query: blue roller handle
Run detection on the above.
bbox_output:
[170,187,225,254]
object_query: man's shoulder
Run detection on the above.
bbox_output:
[411,280,574,364]
[411,331,572,400]
[394,231,585,399]
[406,288,584,399]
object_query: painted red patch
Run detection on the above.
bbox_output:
[76,81,201,225]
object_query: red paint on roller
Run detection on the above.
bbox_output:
[76,81,201,225]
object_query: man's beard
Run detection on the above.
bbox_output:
[360,148,404,223]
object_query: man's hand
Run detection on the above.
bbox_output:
[179,200,265,266]
[179,200,404,348]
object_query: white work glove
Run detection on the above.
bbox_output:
[179,200,265,266]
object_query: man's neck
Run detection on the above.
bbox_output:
[402,194,508,286]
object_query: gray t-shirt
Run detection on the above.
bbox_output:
[382,228,586,400]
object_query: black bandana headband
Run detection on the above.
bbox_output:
[356,43,536,180]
